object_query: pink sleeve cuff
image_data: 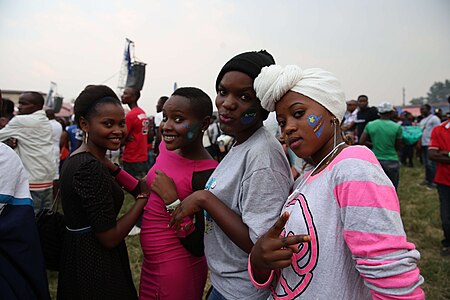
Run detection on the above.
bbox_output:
[115,169,139,192]
[247,254,274,289]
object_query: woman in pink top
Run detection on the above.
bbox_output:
[140,87,218,299]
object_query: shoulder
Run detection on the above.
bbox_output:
[433,121,449,132]
[240,128,290,175]
[432,115,441,123]
[136,106,147,115]
[333,145,378,164]
[366,119,378,126]
[329,146,389,185]
[70,153,103,174]
[245,128,285,159]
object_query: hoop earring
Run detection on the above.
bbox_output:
[84,132,89,144]
[333,121,337,148]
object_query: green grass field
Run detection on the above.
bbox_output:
[47,163,450,299]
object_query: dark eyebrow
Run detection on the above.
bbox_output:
[289,101,305,109]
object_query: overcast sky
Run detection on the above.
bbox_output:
[1,0,449,115]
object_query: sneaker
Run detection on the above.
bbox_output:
[128,225,141,236]
[441,247,450,257]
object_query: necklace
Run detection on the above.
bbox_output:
[287,142,345,202]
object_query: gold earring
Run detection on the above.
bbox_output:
[84,132,89,144]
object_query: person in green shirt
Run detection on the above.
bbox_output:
[360,102,402,189]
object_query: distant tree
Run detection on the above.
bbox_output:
[409,97,427,105]
[427,79,450,104]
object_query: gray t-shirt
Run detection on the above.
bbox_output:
[204,126,293,300]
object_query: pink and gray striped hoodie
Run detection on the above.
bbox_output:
[249,145,424,299]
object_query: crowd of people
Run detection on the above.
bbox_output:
[1,49,449,299]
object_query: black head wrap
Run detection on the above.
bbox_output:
[215,50,275,92]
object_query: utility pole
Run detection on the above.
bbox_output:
[402,87,405,107]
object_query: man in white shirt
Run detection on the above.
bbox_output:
[341,99,359,144]
[0,92,55,214]
[419,104,442,188]
[46,109,62,197]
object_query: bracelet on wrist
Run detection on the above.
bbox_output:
[166,199,181,213]
[111,163,121,176]
[136,193,148,200]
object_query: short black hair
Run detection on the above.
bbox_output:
[171,87,213,120]
[422,104,431,111]
[0,98,14,118]
[23,91,45,108]
[159,96,169,102]
[357,95,368,101]
[74,85,121,126]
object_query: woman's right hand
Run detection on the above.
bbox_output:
[168,190,207,231]
[151,170,178,205]
[250,212,310,283]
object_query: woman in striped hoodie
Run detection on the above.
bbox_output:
[248,65,424,299]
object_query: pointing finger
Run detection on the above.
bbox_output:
[268,211,290,238]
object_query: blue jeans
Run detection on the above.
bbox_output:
[437,184,450,247]
[207,286,228,300]
[421,146,436,185]
[30,188,53,215]
[378,160,400,190]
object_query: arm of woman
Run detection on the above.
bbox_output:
[335,156,424,299]
[152,170,254,253]
[171,190,254,253]
[249,212,310,285]
[74,159,148,249]
[98,155,146,197]
[96,195,147,248]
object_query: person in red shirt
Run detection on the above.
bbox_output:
[121,87,150,177]
[429,96,450,256]
[121,87,149,235]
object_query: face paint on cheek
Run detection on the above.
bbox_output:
[240,106,258,125]
[307,114,324,138]
[186,123,200,140]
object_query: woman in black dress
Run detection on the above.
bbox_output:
[57,85,147,300]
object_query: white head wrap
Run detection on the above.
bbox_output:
[254,65,346,122]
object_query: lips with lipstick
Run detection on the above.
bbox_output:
[109,136,123,148]
[219,113,233,124]
[288,136,303,149]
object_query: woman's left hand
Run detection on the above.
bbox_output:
[168,191,206,231]
[151,170,178,205]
